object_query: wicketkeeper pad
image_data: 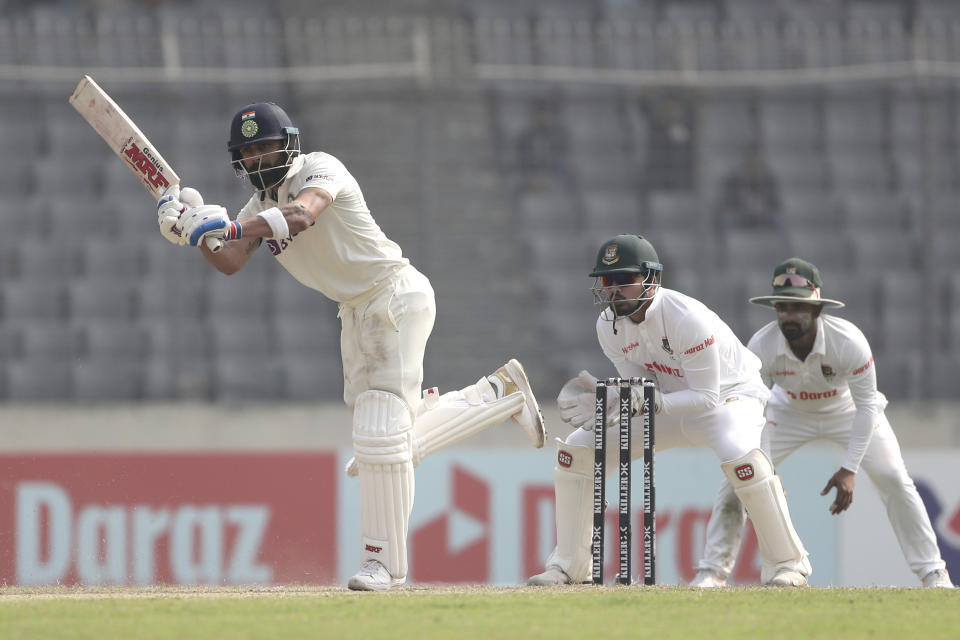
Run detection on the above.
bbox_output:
[352,390,415,581]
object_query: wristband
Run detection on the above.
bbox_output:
[224,220,243,241]
[257,206,289,240]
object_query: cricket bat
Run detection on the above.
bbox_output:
[68,75,222,251]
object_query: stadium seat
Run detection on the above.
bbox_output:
[517,189,580,230]
[20,321,80,362]
[67,278,139,323]
[77,321,148,360]
[871,347,923,400]
[580,188,643,230]
[73,358,144,401]
[724,0,781,24]
[766,149,829,192]
[847,229,918,271]
[759,96,823,153]
[786,229,851,273]
[31,153,103,198]
[212,352,283,401]
[916,0,960,23]
[1,280,67,323]
[271,273,341,320]
[722,229,792,271]
[5,360,72,400]
[279,353,345,402]
[927,354,960,399]
[841,192,911,233]
[699,97,758,150]
[647,191,704,231]
[779,188,843,232]
[828,151,894,191]
[780,0,845,25]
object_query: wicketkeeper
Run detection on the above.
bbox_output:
[528,234,812,587]
[691,258,953,588]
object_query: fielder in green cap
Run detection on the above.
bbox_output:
[691,258,953,588]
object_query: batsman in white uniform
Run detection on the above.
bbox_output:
[527,235,812,587]
[154,102,546,591]
[692,258,953,588]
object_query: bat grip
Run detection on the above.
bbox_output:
[205,237,224,253]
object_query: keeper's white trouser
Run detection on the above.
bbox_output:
[698,404,946,581]
[548,396,792,582]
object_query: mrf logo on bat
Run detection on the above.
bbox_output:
[122,136,170,191]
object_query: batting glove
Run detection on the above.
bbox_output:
[180,204,242,247]
[156,186,205,247]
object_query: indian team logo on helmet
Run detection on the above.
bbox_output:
[601,243,620,265]
[241,119,259,138]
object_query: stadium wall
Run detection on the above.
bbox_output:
[1,403,957,587]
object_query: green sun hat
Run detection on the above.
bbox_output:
[749,257,845,308]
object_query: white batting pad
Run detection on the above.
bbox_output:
[412,376,524,462]
[542,440,594,582]
[721,449,811,582]
[352,390,415,581]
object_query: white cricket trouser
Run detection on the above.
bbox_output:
[340,265,436,414]
[698,404,946,580]
[564,395,766,463]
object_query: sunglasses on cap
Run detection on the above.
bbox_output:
[600,273,638,287]
[772,273,815,289]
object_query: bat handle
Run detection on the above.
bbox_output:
[205,237,224,253]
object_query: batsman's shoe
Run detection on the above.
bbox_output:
[765,568,807,587]
[527,566,573,586]
[489,359,546,448]
[689,569,727,588]
[347,560,405,592]
[922,568,954,588]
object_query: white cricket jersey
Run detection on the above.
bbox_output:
[237,152,409,303]
[597,287,769,415]
[747,315,888,472]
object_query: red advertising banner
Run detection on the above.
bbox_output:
[0,453,337,586]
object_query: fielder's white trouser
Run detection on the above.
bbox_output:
[698,405,946,581]
[544,396,787,583]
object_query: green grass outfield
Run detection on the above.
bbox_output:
[1,585,957,640]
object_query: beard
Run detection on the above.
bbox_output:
[611,296,642,318]
[779,321,808,341]
[249,163,290,191]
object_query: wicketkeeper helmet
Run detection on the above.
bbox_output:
[589,234,663,278]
